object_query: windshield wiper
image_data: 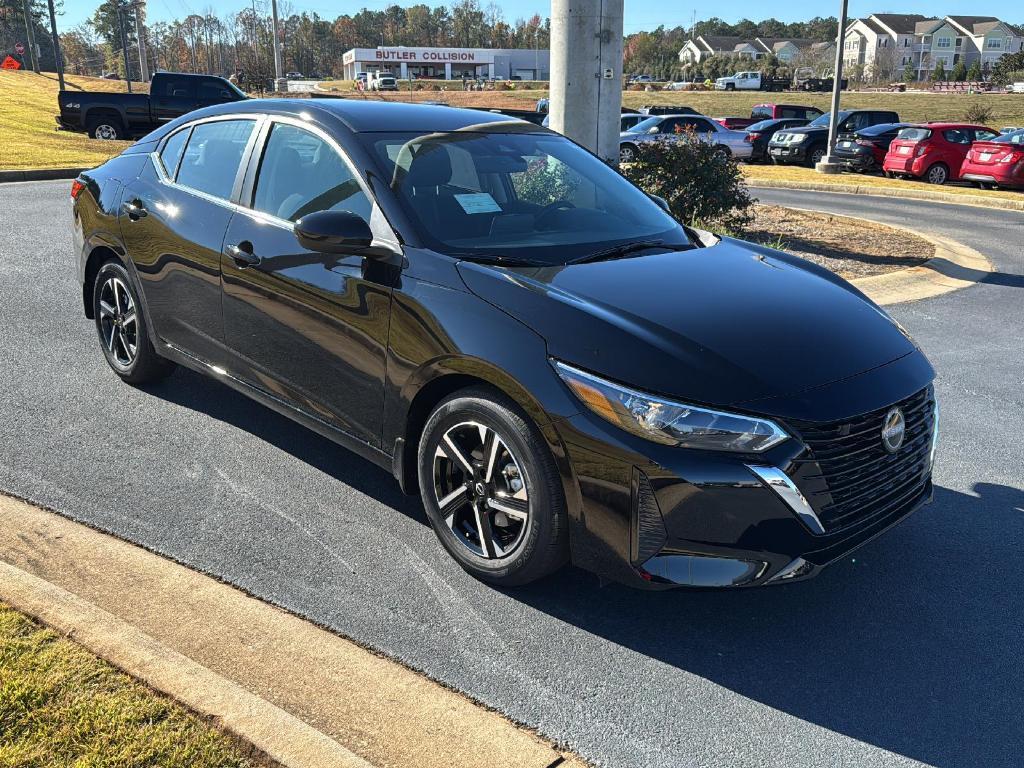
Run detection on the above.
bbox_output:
[458,253,551,268]
[566,240,692,265]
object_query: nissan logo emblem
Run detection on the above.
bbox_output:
[881,408,906,453]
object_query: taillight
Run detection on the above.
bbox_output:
[856,139,873,147]
[71,179,85,200]
[1000,151,1024,164]
[745,132,760,142]
[914,142,929,157]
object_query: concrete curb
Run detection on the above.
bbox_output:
[0,561,373,768]
[749,179,1024,213]
[0,494,571,768]
[776,203,996,305]
[0,168,85,183]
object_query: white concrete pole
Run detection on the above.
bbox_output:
[271,0,285,91]
[550,0,624,164]
[133,2,150,82]
[817,0,849,173]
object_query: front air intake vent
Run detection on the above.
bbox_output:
[631,469,667,565]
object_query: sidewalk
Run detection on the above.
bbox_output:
[0,493,579,768]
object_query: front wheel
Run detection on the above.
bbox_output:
[808,146,827,166]
[417,387,568,587]
[92,260,175,384]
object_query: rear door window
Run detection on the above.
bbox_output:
[176,119,256,201]
[157,77,195,99]
[251,122,372,223]
[158,127,189,178]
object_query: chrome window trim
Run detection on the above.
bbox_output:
[746,465,826,535]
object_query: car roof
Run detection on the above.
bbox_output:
[185,98,534,133]
[922,122,989,129]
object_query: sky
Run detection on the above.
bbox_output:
[57,0,1021,36]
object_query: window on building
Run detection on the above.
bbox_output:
[937,37,951,49]
[986,37,1002,49]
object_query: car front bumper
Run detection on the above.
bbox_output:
[768,144,808,163]
[551,354,937,589]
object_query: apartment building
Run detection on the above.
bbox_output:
[678,36,827,66]
[844,13,1023,79]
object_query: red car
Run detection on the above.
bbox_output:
[883,123,1000,184]
[960,129,1024,189]
[714,116,759,130]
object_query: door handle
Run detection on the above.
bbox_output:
[122,200,147,220]
[225,242,260,267]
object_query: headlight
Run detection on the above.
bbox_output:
[553,361,789,453]
[790,133,807,144]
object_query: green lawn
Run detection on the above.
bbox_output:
[0,603,261,768]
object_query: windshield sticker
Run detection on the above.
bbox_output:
[454,193,502,214]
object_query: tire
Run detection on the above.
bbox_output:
[87,114,124,141]
[619,143,638,163]
[925,163,949,185]
[712,145,731,161]
[92,260,175,384]
[808,146,827,166]
[725,83,735,91]
[417,386,568,587]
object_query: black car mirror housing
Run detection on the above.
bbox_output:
[294,210,397,261]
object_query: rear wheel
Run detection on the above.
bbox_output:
[87,114,124,141]
[712,145,731,161]
[417,387,568,587]
[619,143,638,163]
[92,260,175,384]
[925,163,949,185]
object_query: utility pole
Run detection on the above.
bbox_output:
[816,0,849,173]
[45,0,63,88]
[550,0,624,164]
[21,0,39,72]
[117,4,132,93]
[132,1,149,82]
[270,0,284,91]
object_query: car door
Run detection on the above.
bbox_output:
[219,118,395,447]
[942,128,973,175]
[120,116,259,362]
[151,75,198,122]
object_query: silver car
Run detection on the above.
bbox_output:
[619,114,753,163]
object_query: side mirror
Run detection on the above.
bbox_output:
[294,210,374,254]
[648,193,671,214]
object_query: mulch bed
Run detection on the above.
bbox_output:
[744,204,934,279]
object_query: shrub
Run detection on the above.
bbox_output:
[964,103,994,124]
[620,131,753,232]
[990,51,1024,85]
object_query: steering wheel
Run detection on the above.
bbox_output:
[535,200,575,227]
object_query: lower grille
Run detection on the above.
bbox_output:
[789,386,935,532]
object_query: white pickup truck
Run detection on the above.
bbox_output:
[715,71,788,92]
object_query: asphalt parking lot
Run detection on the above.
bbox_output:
[2,180,1022,768]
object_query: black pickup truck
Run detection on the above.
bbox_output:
[57,72,247,140]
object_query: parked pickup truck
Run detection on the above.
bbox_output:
[715,71,789,92]
[56,72,247,141]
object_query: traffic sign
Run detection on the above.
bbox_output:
[14,42,25,55]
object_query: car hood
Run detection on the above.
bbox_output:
[456,238,917,409]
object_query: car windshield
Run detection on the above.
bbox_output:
[992,129,1024,145]
[627,117,660,133]
[807,110,849,128]
[363,128,688,265]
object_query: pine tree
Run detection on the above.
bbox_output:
[966,59,982,82]
[950,60,967,82]
[930,59,946,82]
[902,61,915,83]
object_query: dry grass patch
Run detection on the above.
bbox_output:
[0,603,264,768]
[745,204,934,280]
[0,70,138,170]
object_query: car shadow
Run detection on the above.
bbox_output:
[506,482,1024,767]
[142,365,428,526]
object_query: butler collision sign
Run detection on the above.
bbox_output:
[341,45,550,81]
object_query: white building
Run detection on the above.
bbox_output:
[678,36,827,66]
[341,46,550,81]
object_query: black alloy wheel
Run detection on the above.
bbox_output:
[92,260,175,384]
[418,387,568,586]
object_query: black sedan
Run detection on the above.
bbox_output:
[743,118,809,162]
[832,122,916,172]
[71,99,938,589]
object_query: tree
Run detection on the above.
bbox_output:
[930,59,946,82]
[989,51,1024,85]
[950,59,967,82]
[902,61,915,83]
[967,59,982,82]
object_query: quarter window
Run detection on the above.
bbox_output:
[159,127,189,179]
[252,122,372,223]
[176,119,256,201]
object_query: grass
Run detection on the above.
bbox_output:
[0,70,136,170]
[742,163,1024,202]
[0,603,261,768]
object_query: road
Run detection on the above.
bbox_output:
[2,181,1023,768]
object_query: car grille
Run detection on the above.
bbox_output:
[788,386,935,532]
